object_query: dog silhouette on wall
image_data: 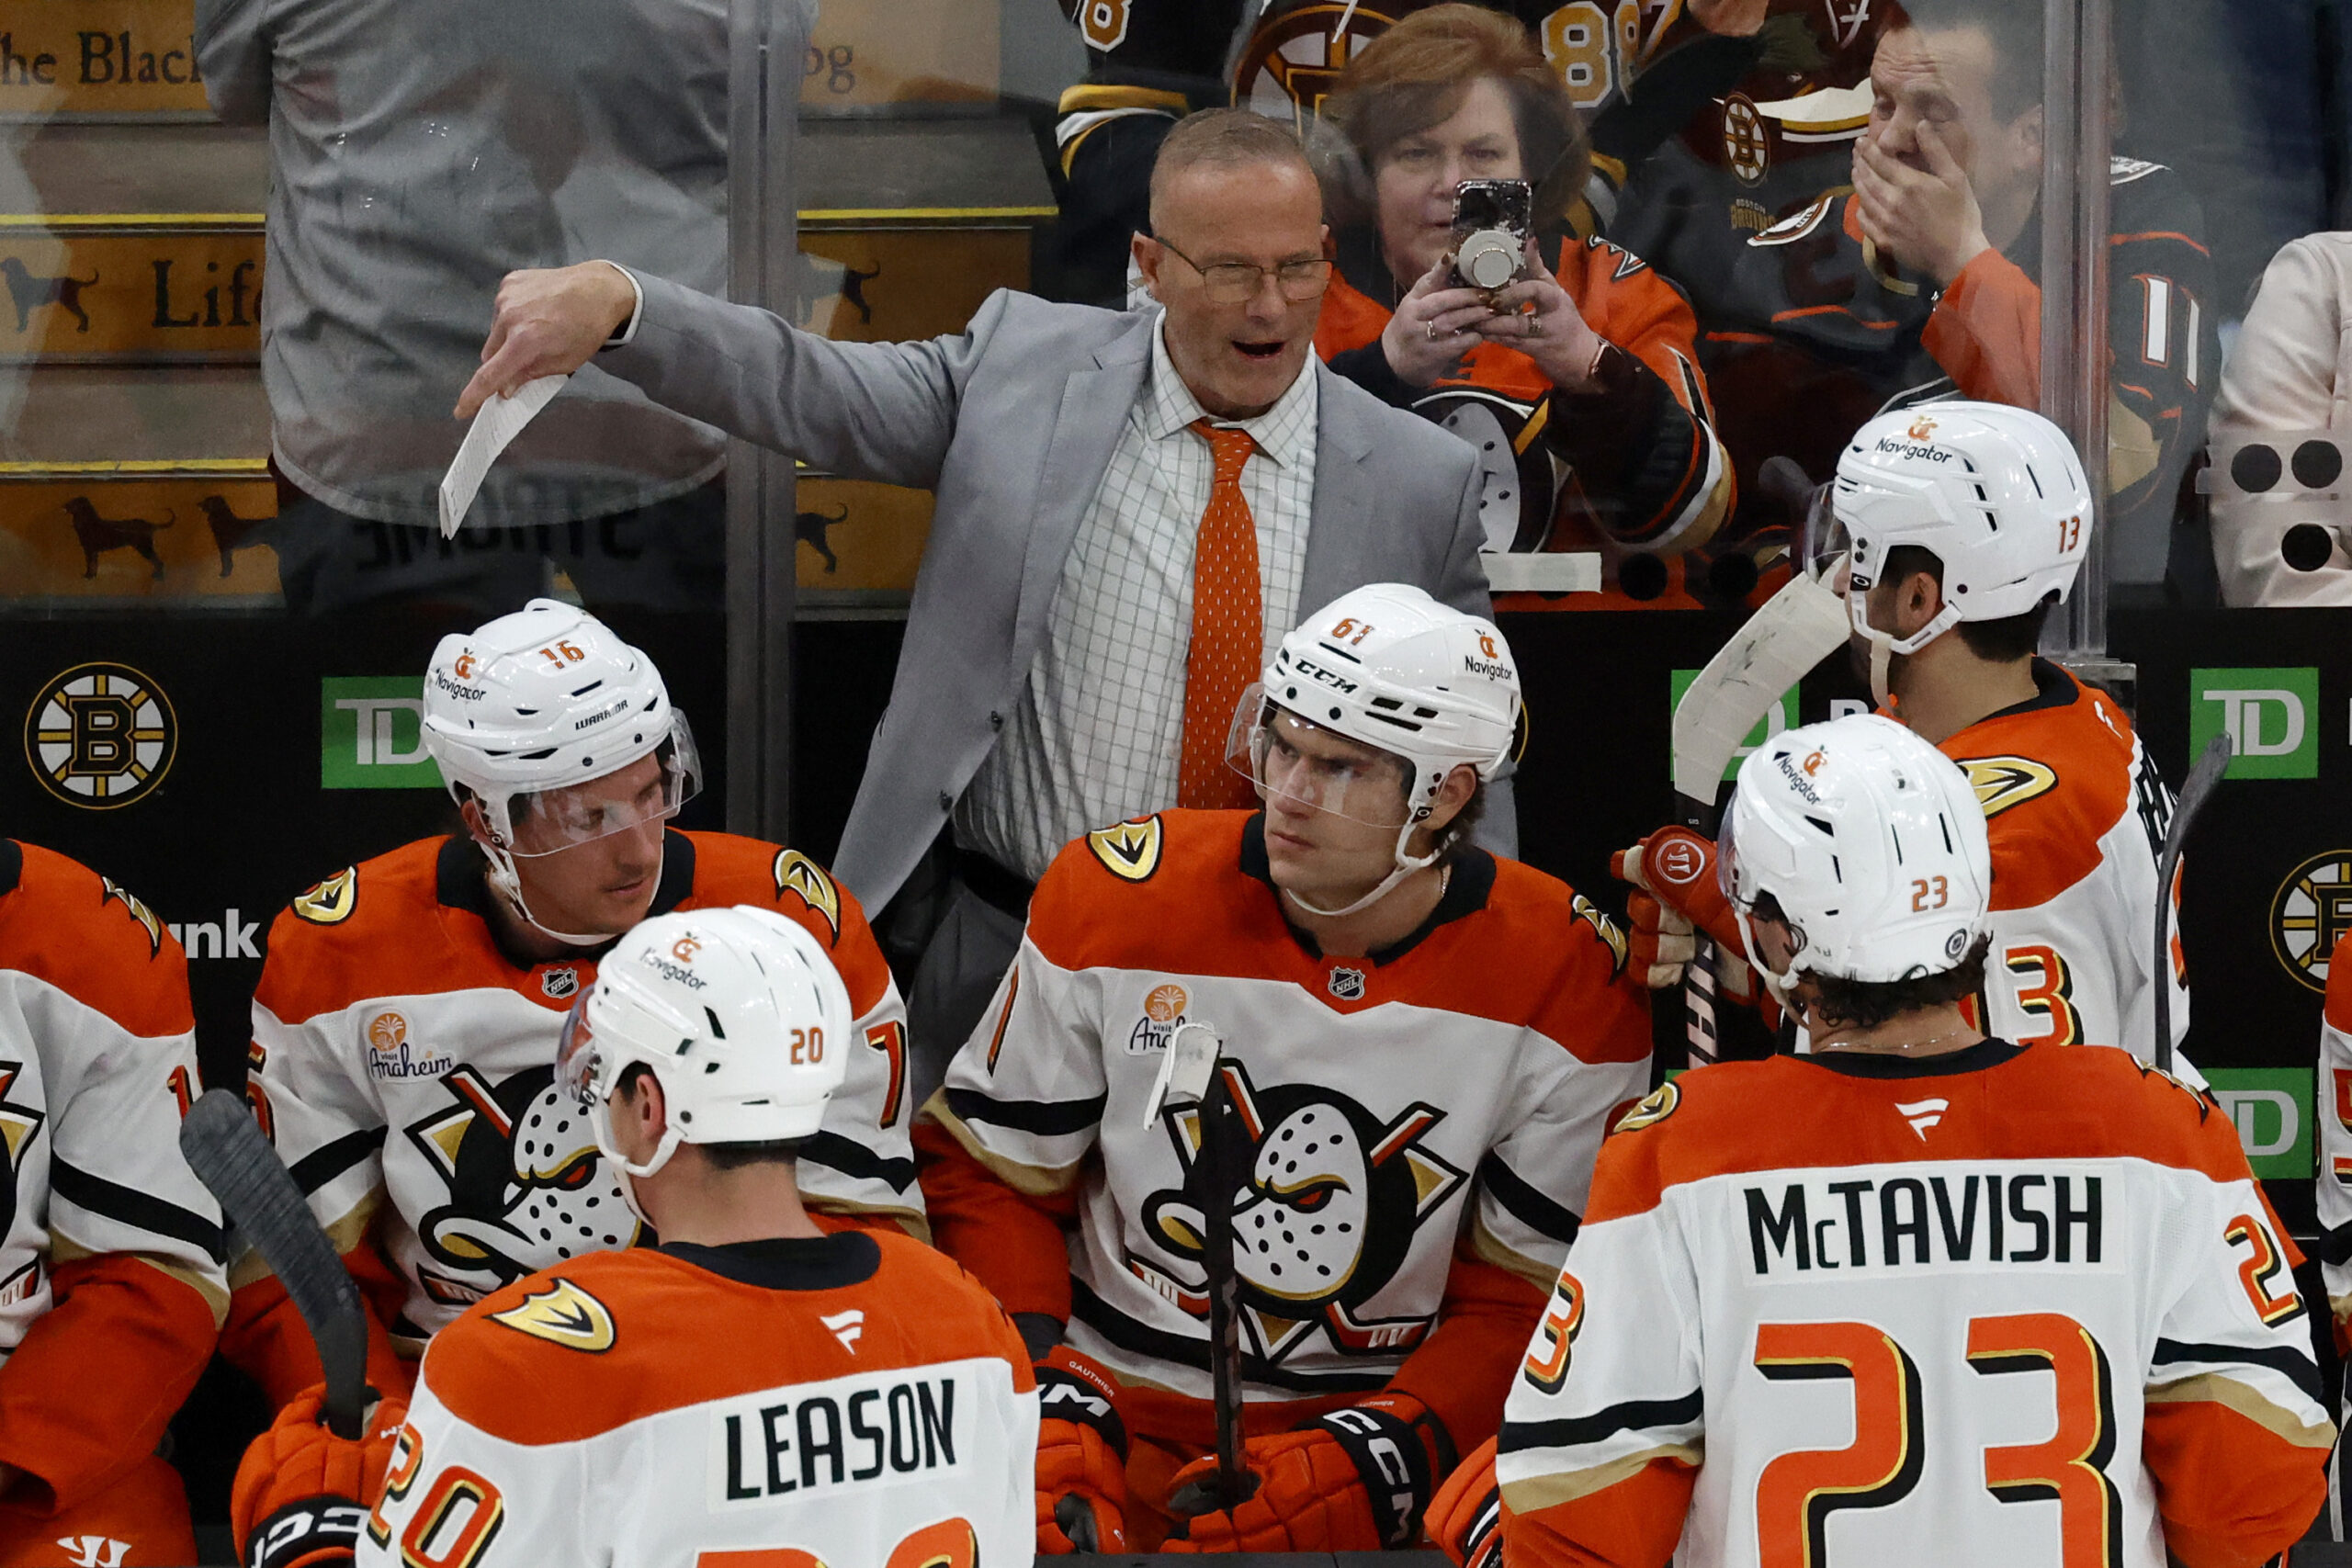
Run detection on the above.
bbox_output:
[63,497,173,579]
[198,494,272,577]
[794,253,882,331]
[1,258,96,333]
[796,505,849,572]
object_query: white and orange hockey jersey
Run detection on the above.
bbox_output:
[1498,1040,2331,1568]
[2312,930,2352,1351]
[0,840,225,1512]
[919,810,1651,1456]
[228,830,918,1406]
[357,1230,1037,1568]
[1937,660,2189,1063]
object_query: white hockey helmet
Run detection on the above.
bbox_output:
[423,600,700,939]
[556,906,850,1211]
[1229,583,1521,916]
[1719,714,1990,992]
[1828,401,2092,700]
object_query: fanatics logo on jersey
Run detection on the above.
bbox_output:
[24,661,176,809]
[1895,1097,1949,1138]
[2270,851,2352,994]
[822,1308,864,1351]
[539,966,578,1000]
[1328,966,1366,1001]
[490,1278,616,1352]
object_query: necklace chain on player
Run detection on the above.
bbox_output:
[1812,1021,1976,1057]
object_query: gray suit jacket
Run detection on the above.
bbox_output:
[605,277,1506,910]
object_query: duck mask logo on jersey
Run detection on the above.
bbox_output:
[0,1064,45,1247]
[1131,1061,1465,1364]
[402,1064,640,1305]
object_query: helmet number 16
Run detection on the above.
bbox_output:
[537,640,587,671]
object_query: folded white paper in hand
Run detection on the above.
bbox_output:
[438,375,568,538]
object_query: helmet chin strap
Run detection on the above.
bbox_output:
[1849,588,1962,709]
[1282,815,1443,919]
[586,1079,684,1229]
[479,840,624,949]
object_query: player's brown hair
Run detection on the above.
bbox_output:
[1752,892,1993,1031]
[1319,5,1589,231]
[1881,543,2051,662]
[1148,109,1319,232]
[615,1063,808,1171]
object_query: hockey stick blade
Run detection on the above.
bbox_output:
[180,1089,368,1439]
[2153,732,2231,1075]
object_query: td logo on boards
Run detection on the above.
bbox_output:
[2190,668,2317,779]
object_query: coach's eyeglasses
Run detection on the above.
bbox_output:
[1153,238,1334,304]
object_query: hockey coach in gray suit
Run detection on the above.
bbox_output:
[458,109,1501,1097]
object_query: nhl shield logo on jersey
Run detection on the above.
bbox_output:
[403,1064,639,1304]
[490,1278,616,1352]
[1132,1061,1465,1364]
[1327,966,1366,1001]
[539,966,579,1000]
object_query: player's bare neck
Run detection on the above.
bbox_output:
[1807,1000,1983,1058]
[639,1154,826,1247]
[1280,863,1448,958]
[1894,639,2038,747]
[480,873,584,966]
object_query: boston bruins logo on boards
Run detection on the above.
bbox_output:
[1234,0,1401,131]
[403,1064,639,1307]
[1960,756,2060,818]
[2271,850,2352,994]
[24,662,176,809]
[1130,1061,1465,1364]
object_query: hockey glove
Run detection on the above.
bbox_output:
[1161,1391,1450,1552]
[232,1385,408,1568]
[1034,1347,1130,1553]
[1426,1437,1502,1568]
[1614,827,1757,1005]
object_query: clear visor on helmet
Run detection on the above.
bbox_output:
[555,993,602,1108]
[1798,482,1851,585]
[1224,684,1418,827]
[507,712,703,857]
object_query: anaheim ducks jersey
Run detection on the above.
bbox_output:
[1932,660,2188,1066]
[927,811,1650,1431]
[0,841,225,1508]
[1317,232,1734,608]
[242,830,917,1359]
[358,1231,1036,1568]
[2312,930,2352,1350]
[1498,1041,2333,1568]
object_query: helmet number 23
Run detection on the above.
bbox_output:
[1909,876,1950,913]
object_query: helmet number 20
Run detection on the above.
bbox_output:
[1909,876,1950,913]
[791,1026,825,1065]
[537,640,587,671]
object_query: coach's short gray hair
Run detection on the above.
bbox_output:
[1148,108,1320,231]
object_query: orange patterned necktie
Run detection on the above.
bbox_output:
[1178,418,1266,810]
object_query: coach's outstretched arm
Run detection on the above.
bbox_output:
[459,261,973,491]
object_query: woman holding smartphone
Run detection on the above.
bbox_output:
[1315,4,1738,605]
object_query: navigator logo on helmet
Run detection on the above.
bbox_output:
[1227,582,1521,918]
[1718,714,1991,1004]
[420,599,701,944]
[555,906,851,1226]
[1821,400,2093,706]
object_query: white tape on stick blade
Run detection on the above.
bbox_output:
[438,374,568,538]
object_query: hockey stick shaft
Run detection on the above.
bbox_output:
[2153,732,2231,1075]
[1198,1070,1253,1508]
[180,1089,368,1439]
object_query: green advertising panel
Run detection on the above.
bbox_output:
[321,676,444,790]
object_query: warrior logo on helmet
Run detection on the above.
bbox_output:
[403,1064,639,1307]
[1129,1061,1465,1364]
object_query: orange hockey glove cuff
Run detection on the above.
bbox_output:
[232,1386,408,1568]
[1034,1348,1129,1553]
[1427,1436,1501,1568]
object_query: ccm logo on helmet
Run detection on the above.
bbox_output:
[1296,658,1359,693]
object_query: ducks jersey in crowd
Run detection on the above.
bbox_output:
[921,809,1649,1453]
[1498,1040,2331,1568]
[226,830,918,1404]
[360,1231,1036,1568]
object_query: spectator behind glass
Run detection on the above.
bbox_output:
[196,0,765,615]
[1690,0,2218,591]
[2207,232,2352,604]
[1314,5,1742,609]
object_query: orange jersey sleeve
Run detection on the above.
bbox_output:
[1386,1250,1548,1462]
[913,1117,1078,1323]
[224,1234,417,1410]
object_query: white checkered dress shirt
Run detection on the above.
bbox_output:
[956,314,1318,884]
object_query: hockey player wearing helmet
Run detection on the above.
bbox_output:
[222,603,922,1530]
[915,583,1650,1553]
[238,911,1036,1568]
[1616,401,2192,1066]
[1428,715,2329,1568]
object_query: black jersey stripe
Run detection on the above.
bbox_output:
[1476,1153,1582,1248]
[1070,1280,1390,1395]
[2152,1337,2324,1406]
[51,1156,226,1264]
[1499,1392,1703,1455]
[797,1131,916,1194]
[944,1087,1105,1137]
[288,1126,388,1196]
[2312,1218,2352,1268]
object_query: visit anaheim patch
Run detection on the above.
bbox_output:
[773,849,841,940]
[489,1279,616,1353]
[292,867,357,925]
[1088,817,1163,883]
[1959,756,2060,818]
